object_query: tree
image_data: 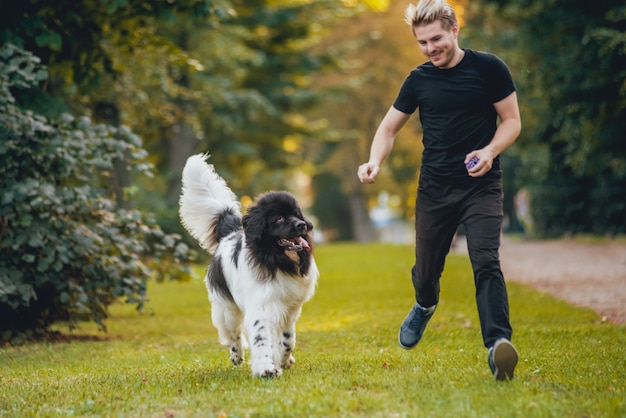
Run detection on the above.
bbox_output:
[1,0,357,237]
[0,44,191,344]
[180,0,354,196]
[0,0,233,218]
[306,1,469,240]
[471,0,626,236]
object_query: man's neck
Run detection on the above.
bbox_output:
[446,47,465,69]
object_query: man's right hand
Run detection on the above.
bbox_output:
[357,163,379,184]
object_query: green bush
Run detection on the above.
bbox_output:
[530,176,626,238]
[0,44,192,344]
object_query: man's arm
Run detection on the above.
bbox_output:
[358,106,411,184]
[466,91,522,177]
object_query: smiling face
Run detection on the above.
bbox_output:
[273,214,311,252]
[413,19,462,69]
[242,191,313,253]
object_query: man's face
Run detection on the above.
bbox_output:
[413,20,459,69]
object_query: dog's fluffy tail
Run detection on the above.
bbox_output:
[179,153,242,254]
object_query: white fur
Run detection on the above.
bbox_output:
[210,233,318,377]
[179,153,319,378]
[179,153,241,253]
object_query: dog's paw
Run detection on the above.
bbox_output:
[252,360,282,378]
[256,367,282,379]
[229,346,244,366]
[230,357,244,366]
[282,354,295,369]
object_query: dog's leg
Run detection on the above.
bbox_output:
[280,328,296,369]
[211,301,245,366]
[279,307,302,369]
[246,307,282,378]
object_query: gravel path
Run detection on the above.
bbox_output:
[454,237,626,324]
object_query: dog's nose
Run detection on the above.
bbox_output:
[295,220,307,232]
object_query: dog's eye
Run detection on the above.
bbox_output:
[276,216,285,223]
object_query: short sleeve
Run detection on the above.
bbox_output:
[486,54,516,103]
[393,72,420,114]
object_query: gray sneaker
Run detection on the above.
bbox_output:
[487,338,518,381]
[398,303,435,349]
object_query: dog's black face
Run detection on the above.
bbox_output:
[243,191,313,251]
[274,215,311,252]
[242,191,314,277]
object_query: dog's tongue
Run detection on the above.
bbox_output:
[297,237,311,251]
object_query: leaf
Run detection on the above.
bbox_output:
[19,284,35,303]
[362,0,390,12]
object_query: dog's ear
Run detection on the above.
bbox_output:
[242,205,266,241]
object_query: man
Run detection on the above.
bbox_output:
[357,0,522,381]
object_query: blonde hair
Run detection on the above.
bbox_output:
[404,0,457,30]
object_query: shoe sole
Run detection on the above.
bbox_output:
[493,340,518,381]
[398,333,418,350]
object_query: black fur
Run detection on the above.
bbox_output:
[211,207,242,243]
[206,255,235,303]
[231,235,243,268]
[206,191,313,299]
[180,154,319,378]
[241,191,314,280]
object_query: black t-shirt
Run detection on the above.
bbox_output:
[393,49,516,182]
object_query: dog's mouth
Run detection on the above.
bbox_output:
[278,236,311,252]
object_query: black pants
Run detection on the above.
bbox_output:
[411,175,512,348]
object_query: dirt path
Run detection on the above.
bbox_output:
[455,237,626,324]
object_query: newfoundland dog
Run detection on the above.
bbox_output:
[179,154,319,378]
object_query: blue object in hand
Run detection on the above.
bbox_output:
[466,157,479,170]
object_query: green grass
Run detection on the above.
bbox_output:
[1,243,624,417]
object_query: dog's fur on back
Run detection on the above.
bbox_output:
[179,153,319,378]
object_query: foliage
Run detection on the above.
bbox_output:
[1,243,624,417]
[0,0,229,89]
[311,172,354,240]
[0,0,238,240]
[305,1,470,238]
[0,44,193,344]
[470,0,626,236]
[1,0,359,241]
[170,0,353,196]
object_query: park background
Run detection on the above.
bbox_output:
[1,0,625,416]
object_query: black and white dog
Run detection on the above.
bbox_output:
[179,154,319,378]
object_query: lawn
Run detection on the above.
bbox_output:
[1,243,624,417]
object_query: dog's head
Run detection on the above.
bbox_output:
[242,191,313,253]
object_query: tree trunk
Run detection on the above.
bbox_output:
[165,121,199,207]
[348,193,377,242]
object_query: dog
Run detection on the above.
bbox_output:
[179,153,319,378]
